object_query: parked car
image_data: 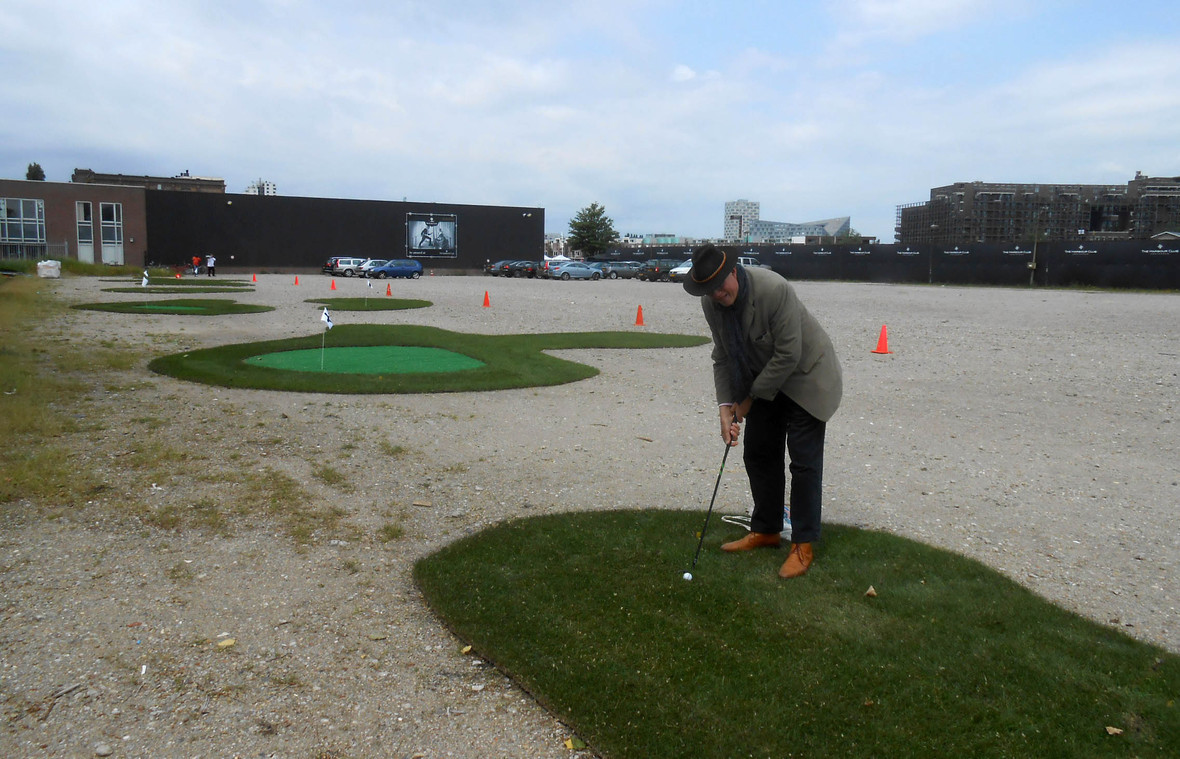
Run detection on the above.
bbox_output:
[667,259,694,283]
[738,256,771,269]
[550,261,601,280]
[506,260,538,278]
[358,259,389,276]
[584,262,608,278]
[603,261,642,279]
[368,259,423,279]
[637,258,684,282]
[322,256,342,274]
[327,257,368,276]
[487,259,516,276]
[538,258,572,278]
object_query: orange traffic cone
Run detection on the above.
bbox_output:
[871,325,892,354]
[294,275,299,286]
[330,279,336,291]
[252,273,257,282]
[635,305,645,326]
[483,291,491,308]
[385,283,392,296]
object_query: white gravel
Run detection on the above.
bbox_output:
[2,272,1176,758]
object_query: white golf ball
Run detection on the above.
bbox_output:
[682,572,692,581]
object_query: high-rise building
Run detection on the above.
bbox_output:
[896,173,1180,245]
[245,179,277,196]
[724,199,759,241]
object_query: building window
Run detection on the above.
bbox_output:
[77,201,93,244]
[1,196,47,257]
[100,202,123,245]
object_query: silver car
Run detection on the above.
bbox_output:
[550,262,601,280]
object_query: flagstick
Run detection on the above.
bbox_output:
[319,307,333,370]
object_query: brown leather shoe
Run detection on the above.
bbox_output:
[721,532,781,552]
[778,543,814,578]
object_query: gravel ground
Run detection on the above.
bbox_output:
[2,272,1177,758]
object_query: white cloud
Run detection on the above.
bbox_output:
[828,0,1003,44]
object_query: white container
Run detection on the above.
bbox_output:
[36,260,62,278]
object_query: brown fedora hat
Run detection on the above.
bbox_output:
[683,244,737,296]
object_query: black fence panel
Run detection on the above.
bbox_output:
[602,241,1176,289]
[932,244,1034,286]
[1042,241,1180,289]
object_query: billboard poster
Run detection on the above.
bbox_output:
[407,213,457,258]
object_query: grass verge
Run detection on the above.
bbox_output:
[0,276,105,505]
[415,510,1180,758]
[72,298,275,315]
[0,276,354,545]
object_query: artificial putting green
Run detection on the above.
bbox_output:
[415,511,1180,758]
[246,345,483,373]
[148,324,709,393]
[73,299,274,316]
[102,277,252,292]
[306,296,431,311]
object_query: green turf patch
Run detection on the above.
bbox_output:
[415,511,1180,758]
[103,287,258,294]
[101,278,252,287]
[148,324,708,393]
[73,299,274,316]
[245,345,483,373]
[306,296,432,311]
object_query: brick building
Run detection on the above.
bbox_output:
[896,173,1180,245]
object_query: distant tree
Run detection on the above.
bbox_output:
[26,162,46,181]
[835,229,867,244]
[567,202,619,257]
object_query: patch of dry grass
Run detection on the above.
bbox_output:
[0,277,353,545]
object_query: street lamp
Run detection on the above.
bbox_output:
[928,224,938,284]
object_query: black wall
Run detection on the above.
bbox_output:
[604,241,1180,290]
[145,190,544,271]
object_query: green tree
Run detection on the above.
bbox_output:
[567,202,619,257]
[26,162,46,181]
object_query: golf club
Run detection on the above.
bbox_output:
[685,440,734,579]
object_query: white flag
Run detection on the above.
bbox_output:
[321,307,333,329]
[367,279,373,289]
[141,271,149,287]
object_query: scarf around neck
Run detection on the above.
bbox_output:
[719,265,753,402]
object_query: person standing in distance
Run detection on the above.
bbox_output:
[683,245,842,578]
[206,254,216,277]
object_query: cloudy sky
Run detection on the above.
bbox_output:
[3,0,1179,241]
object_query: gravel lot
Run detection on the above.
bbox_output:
[2,271,1177,758]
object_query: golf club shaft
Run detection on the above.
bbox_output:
[690,441,732,569]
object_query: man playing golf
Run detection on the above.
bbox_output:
[683,244,843,578]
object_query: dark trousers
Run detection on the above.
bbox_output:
[743,392,826,543]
